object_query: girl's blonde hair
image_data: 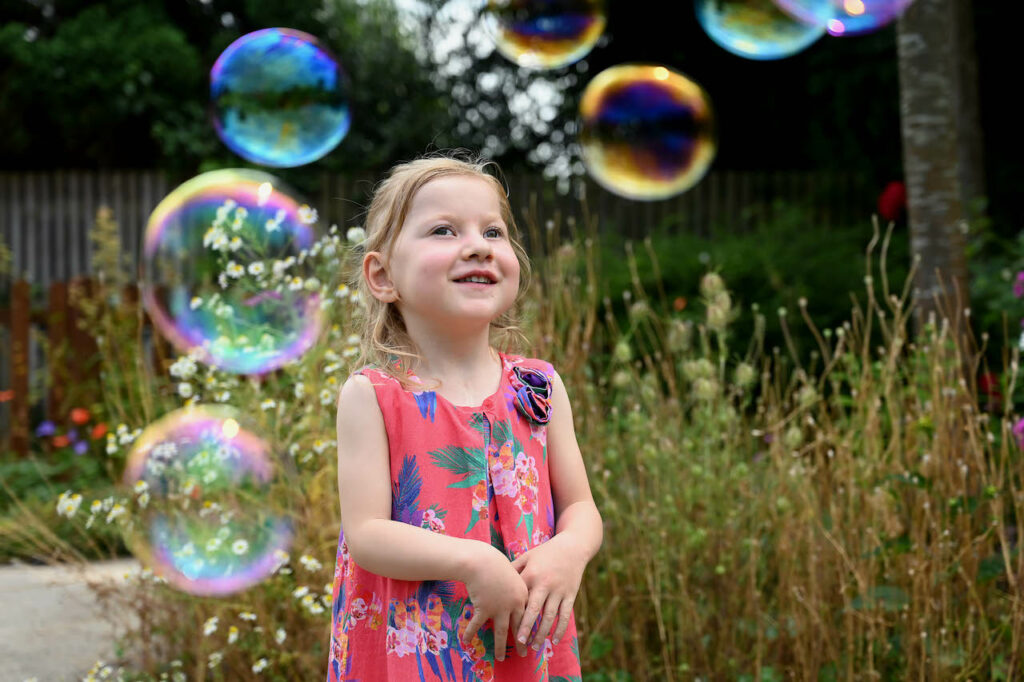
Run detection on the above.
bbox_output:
[345,151,533,391]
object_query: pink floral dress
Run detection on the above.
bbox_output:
[327,351,583,682]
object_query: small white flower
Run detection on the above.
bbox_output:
[298,204,318,224]
[229,236,243,252]
[294,382,305,398]
[203,616,219,636]
[206,536,223,553]
[226,261,245,278]
[189,296,203,310]
[304,277,321,291]
[289,276,304,291]
[346,226,366,244]
[247,261,265,276]
[178,382,193,399]
[105,503,125,524]
[227,625,239,644]
[300,554,323,571]
[56,490,82,518]
[207,651,223,669]
[265,218,281,233]
[275,627,287,644]
[293,586,310,599]
[232,539,250,555]
[239,611,257,622]
[320,389,333,406]
[260,399,277,411]
[252,658,269,673]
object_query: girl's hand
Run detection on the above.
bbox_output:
[510,533,587,655]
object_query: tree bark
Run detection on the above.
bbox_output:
[896,0,984,375]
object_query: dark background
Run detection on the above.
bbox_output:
[0,0,1018,233]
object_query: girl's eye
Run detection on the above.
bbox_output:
[432,225,454,235]
[486,227,505,238]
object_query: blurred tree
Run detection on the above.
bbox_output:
[895,0,983,370]
[0,0,454,177]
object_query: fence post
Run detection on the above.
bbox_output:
[47,280,68,422]
[10,279,30,456]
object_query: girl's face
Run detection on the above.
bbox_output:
[377,174,521,334]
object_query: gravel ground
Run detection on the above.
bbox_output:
[0,559,139,682]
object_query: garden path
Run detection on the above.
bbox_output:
[0,558,138,682]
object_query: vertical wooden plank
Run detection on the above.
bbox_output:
[47,280,68,422]
[23,174,36,284]
[10,279,30,456]
[68,276,99,386]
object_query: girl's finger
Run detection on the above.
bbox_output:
[462,616,482,647]
[551,596,575,645]
[515,590,548,650]
[530,601,558,650]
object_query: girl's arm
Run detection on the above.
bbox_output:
[336,374,484,582]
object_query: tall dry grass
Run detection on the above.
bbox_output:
[5,201,1021,681]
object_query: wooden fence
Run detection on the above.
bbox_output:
[0,168,877,453]
[0,169,876,286]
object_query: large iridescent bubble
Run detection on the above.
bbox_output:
[695,0,825,60]
[142,169,323,375]
[773,0,914,36]
[579,64,716,201]
[482,0,606,69]
[122,406,292,596]
[210,28,351,167]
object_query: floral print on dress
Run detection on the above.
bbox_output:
[327,352,580,681]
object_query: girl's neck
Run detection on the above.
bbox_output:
[408,339,500,391]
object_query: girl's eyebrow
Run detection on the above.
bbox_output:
[425,213,505,226]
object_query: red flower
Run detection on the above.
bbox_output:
[91,423,108,440]
[70,407,91,425]
[877,181,906,223]
[0,389,13,402]
[52,435,71,448]
[673,297,687,312]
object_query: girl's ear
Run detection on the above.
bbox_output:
[363,251,399,303]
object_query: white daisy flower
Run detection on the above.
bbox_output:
[298,205,318,224]
[252,658,269,673]
[56,490,82,518]
[275,628,287,644]
[247,261,265,276]
[346,226,365,244]
[232,539,249,555]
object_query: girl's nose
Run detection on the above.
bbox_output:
[461,230,494,259]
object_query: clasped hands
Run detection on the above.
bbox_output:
[462,532,587,661]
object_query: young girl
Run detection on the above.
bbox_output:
[328,152,603,681]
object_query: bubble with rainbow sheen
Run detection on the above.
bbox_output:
[210,28,351,167]
[121,405,293,596]
[695,0,825,60]
[482,0,606,69]
[772,0,913,36]
[579,64,716,201]
[142,169,323,375]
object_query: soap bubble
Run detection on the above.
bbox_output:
[773,0,914,36]
[482,0,606,69]
[579,64,716,201]
[142,169,323,375]
[122,405,292,596]
[210,28,351,167]
[695,0,825,60]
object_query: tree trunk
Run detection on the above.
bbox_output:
[896,0,985,379]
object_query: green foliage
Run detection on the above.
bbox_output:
[590,201,911,367]
[0,0,454,174]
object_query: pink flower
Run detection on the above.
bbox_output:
[1013,418,1024,448]
[1014,272,1024,298]
[490,467,519,497]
